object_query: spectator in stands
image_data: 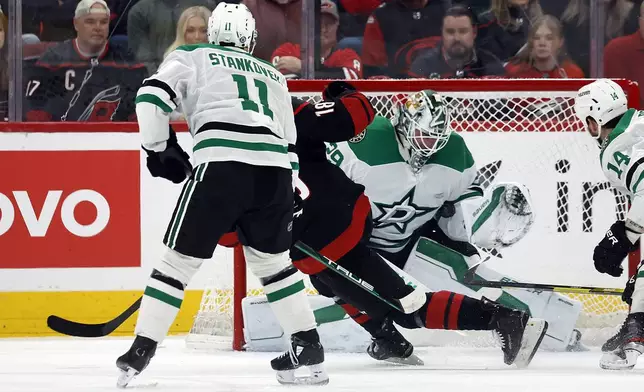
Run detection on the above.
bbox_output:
[561,0,633,76]
[127,0,219,74]
[477,0,543,63]
[408,5,505,79]
[604,1,644,108]
[505,15,584,78]
[270,0,362,79]
[243,0,301,62]
[23,0,147,122]
[362,0,450,78]
[335,0,383,54]
[164,6,211,58]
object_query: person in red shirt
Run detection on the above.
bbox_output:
[604,1,644,108]
[505,15,584,78]
[270,0,362,79]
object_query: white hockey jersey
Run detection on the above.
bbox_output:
[329,116,481,252]
[599,108,644,232]
[135,43,297,170]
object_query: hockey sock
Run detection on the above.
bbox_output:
[134,269,185,343]
[335,298,384,335]
[261,265,317,335]
[419,291,494,330]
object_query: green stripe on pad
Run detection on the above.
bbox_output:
[266,280,305,303]
[144,286,183,308]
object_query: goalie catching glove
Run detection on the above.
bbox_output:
[142,126,193,184]
[594,221,639,277]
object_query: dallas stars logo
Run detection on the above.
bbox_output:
[373,188,436,233]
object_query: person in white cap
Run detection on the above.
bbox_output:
[270,0,363,79]
[22,0,148,121]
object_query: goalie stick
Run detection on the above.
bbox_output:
[462,259,624,295]
[47,297,142,337]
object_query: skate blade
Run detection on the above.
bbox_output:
[383,353,424,366]
[117,367,139,389]
[600,349,639,370]
[276,364,329,386]
[514,318,548,369]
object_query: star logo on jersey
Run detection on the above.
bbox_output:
[372,188,437,233]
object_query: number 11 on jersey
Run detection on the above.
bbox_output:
[232,74,274,120]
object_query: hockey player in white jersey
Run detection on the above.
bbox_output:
[327,89,585,359]
[116,3,327,387]
[574,79,644,370]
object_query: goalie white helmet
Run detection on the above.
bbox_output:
[208,3,257,54]
[393,90,452,172]
[574,79,627,139]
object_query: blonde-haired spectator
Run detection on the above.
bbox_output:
[505,15,584,78]
[477,0,544,62]
[560,0,633,76]
[164,6,211,58]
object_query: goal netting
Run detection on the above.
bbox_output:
[187,79,640,351]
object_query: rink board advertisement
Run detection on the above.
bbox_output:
[0,129,628,337]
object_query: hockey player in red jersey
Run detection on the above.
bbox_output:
[281,81,549,368]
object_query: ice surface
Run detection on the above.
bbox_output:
[1,337,643,392]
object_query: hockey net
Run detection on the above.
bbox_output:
[188,79,641,350]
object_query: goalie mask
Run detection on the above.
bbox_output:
[393,90,452,171]
[208,3,258,54]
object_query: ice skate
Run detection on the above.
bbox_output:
[116,335,157,388]
[485,298,548,368]
[602,319,629,352]
[367,318,424,366]
[270,329,329,385]
[600,313,644,370]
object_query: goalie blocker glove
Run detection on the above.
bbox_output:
[594,221,639,277]
[142,126,193,184]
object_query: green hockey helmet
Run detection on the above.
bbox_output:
[393,90,451,168]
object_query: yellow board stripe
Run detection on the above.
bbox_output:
[0,290,204,337]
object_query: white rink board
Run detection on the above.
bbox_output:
[1,337,643,392]
[0,130,631,293]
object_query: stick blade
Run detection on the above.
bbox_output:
[47,315,110,337]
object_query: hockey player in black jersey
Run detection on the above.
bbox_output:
[277,81,549,369]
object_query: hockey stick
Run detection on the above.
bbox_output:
[294,241,405,312]
[462,259,624,295]
[47,297,142,337]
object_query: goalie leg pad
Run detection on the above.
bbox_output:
[245,246,317,335]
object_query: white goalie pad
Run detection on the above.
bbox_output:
[467,182,535,249]
[401,237,582,351]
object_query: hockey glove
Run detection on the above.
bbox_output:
[143,126,193,184]
[293,188,304,218]
[322,81,357,100]
[593,221,639,277]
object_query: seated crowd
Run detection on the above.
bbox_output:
[1,0,642,121]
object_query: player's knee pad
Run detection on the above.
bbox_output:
[158,246,205,285]
[244,246,317,335]
[243,246,292,278]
